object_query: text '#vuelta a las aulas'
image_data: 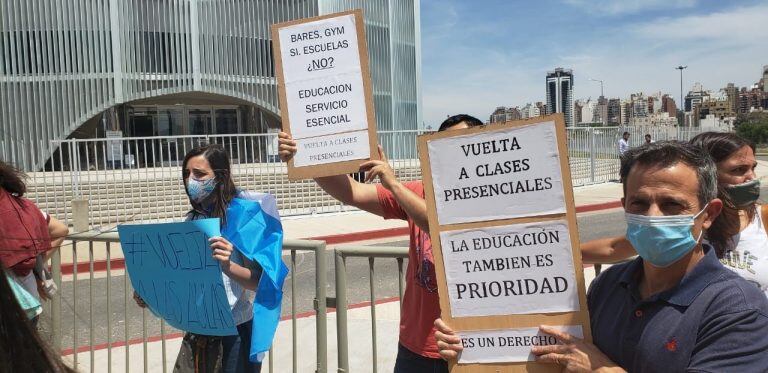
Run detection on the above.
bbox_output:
[450,228,569,300]
[444,137,554,202]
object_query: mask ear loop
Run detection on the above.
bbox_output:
[693,202,710,219]
[692,202,711,244]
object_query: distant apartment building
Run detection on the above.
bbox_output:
[739,86,766,113]
[607,98,622,125]
[536,102,548,116]
[489,106,522,123]
[620,100,632,125]
[724,83,740,114]
[661,95,677,119]
[546,68,574,127]
[520,102,541,119]
[630,112,677,126]
[763,65,768,93]
[699,98,735,119]
[595,96,608,126]
[685,82,710,112]
[574,101,584,124]
[631,93,649,117]
[575,98,598,125]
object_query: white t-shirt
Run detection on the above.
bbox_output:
[618,138,629,155]
[720,208,768,297]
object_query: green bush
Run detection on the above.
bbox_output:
[735,113,768,145]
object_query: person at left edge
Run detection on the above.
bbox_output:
[0,160,69,326]
[134,144,267,373]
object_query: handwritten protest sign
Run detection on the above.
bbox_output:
[418,115,591,372]
[272,9,379,180]
[118,219,237,336]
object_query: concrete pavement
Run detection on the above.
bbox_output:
[63,266,603,373]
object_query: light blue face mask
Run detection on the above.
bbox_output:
[187,177,217,203]
[625,204,708,268]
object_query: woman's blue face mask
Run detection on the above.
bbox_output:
[187,177,217,203]
[624,204,708,268]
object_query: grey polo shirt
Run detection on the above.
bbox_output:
[587,245,768,372]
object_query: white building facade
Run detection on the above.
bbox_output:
[0,0,422,170]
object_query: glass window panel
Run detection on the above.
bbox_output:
[215,109,239,134]
[189,109,212,135]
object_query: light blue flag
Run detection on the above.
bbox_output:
[222,193,287,363]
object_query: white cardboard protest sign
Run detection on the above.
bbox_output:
[440,220,579,317]
[458,326,584,364]
[272,10,378,179]
[418,115,591,373]
[428,121,565,225]
[292,130,371,167]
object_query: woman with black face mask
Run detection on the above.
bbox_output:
[582,132,768,297]
[134,144,270,373]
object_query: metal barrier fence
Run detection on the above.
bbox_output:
[22,131,424,230]
[43,233,328,373]
[566,125,707,185]
[16,126,712,229]
[333,245,409,373]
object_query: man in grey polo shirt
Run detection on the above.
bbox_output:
[434,141,768,372]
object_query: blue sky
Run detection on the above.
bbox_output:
[419,0,768,127]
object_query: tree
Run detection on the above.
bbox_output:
[735,112,768,145]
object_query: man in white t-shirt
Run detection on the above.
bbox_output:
[618,131,630,155]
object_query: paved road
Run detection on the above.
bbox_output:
[40,182,768,351]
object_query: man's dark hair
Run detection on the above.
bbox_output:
[620,141,717,209]
[623,131,630,137]
[438,114,483,132]
[644,134,651,138]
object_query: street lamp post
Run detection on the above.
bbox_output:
[676,65,687,125]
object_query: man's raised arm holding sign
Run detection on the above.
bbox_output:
[278,114,484,373]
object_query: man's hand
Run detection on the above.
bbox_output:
[532,325,624,373]
[434,318,464,361]
[359,145,398,191]
[278,132,297,162]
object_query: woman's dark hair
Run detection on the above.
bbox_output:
[0,264,77,372]
[0,160,27,196]
[181,144,238,226]
[438,114,484,132]
[690,132,757,256]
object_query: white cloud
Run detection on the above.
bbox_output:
[632,4,767,44]
[564,0,698,16]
